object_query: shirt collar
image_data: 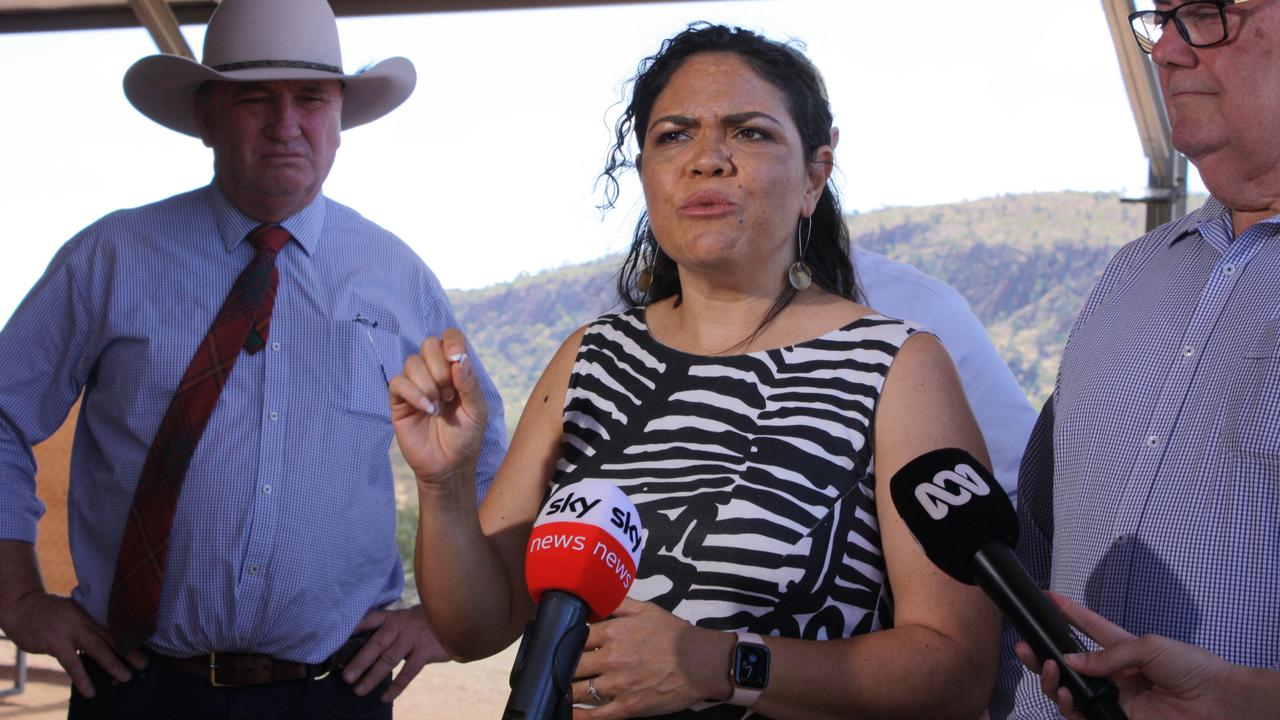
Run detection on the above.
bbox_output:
[1169,196,1229,248]
[206,183,326,256]
[1176,195,1280,251]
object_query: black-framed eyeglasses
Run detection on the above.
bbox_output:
[1128,1,1237,54]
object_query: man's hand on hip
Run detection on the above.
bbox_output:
[345,605,448,703]
[0,540,146,698]
[3,590,146,698]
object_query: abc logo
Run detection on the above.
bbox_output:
[914,463,991,520]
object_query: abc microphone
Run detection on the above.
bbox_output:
[503,479,644,720]
[888,448,1126,720]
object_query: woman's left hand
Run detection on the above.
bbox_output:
[570,598,733,719]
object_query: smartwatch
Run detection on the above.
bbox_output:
[727,631,770,707]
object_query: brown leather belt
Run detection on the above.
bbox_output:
[153,635,367,687]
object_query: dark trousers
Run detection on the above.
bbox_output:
[69,653,393,720]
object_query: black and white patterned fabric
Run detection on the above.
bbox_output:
[551,309,921,718]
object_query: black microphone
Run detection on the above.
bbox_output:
[889,448,1126,720]
[503,480,645,720]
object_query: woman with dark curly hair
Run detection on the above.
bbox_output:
[396,23,999,719]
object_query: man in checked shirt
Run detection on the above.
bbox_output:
[992,1,1280,718]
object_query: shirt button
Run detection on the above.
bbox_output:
[1145,435,1160,448]
[249,564,261,575]
[1181,345,1195,358]
[269,411,279,421]
[262,484,272,495]
[1222,263,1236,275]
[271,342,281,352]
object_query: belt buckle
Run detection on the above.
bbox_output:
[208,652,232,687]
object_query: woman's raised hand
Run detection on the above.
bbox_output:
[388,328,489,485]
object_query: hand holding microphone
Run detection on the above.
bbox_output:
[889,448,1127,720]
[504,480,644,720]
[1019,593,1279,720]
[570,597,735,719]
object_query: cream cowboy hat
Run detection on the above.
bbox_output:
[123,0,416,137]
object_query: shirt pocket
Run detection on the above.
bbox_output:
[1222,318,1280,461]
[330,299,403,421]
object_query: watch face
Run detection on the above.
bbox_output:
[733,642,770,690]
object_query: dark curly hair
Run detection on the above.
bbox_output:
[600,22,857,323]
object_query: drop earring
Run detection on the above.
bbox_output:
[788,215,813,291]
[637,222,655,294]
[638,259,654,294]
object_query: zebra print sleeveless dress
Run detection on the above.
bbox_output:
[551,309,923,719]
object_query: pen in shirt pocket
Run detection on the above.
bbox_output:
[354,313,390,387]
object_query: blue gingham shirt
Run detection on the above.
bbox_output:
[0,185,507,662]
[993,196,1280,717]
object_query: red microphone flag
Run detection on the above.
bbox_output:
[524,480,643,622]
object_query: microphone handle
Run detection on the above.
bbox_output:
[503,590,592,720]
[970,543,1126,720]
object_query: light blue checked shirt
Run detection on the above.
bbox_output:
[0,184,507,663]
[993,196,1280,718]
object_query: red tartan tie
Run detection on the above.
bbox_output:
[107,225,290,654]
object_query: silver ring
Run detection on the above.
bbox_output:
[587,677,605,704]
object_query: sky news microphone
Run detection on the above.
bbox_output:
[503,479,644,720]
[889,448,1126,720]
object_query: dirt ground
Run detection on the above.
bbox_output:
[0,642,520,719]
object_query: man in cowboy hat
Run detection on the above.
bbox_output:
[0,0,507,717]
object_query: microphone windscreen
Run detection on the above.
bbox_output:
[525,480,644,622]
[888,447,1017,584]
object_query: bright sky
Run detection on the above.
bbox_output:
[0,0,1196,323]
